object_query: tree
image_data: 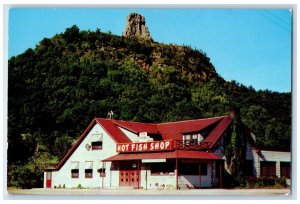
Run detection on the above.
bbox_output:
[224,113,248,185]
[7,25,291,188]
[53,134,75,159]
[63,25,80,43]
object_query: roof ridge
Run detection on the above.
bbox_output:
[157,115,226,125]
[95,118,131,143]
[113,120,157,125]
[55,118,99,170]
[204,116,233,148]
[95,116,228,125]
[96,118,157,125]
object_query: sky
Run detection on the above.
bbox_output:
[8,8,292,92]
[2,3,299,202]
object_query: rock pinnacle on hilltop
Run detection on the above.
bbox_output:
[123,13,152,40]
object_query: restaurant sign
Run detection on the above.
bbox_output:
[117,140,174,153]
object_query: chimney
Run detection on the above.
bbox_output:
[230,110,236,118]
[229,107,239,118]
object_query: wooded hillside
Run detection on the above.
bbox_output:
[7,25,291,188]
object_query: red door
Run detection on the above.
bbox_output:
[130,170,139,187]
[120,170,130,186]
[46,172,52,188]
[119,161,140,188]
[119,170,139,187]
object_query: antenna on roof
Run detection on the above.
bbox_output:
[107,110,114,120]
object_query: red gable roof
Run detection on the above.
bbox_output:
[104,150,221,161]
[157,116,224,141]
[55,119,98,170]
[203,116,233,148]
[110,117,224,141]
[113,120,159,134]
[96,118,131,143]
[54,118,131,171]
[53,115,232,171]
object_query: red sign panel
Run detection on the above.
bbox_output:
[117,140,174,153]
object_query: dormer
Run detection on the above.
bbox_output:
[182,132,204,145]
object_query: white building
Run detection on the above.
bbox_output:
[44,113,291,189]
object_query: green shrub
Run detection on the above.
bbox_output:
[244,177,288,188]
[275,177,288,187]
[262,177,275,186]
[7,164,43,189]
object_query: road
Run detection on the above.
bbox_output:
[6,188,291,198]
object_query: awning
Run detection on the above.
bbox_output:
[91,133,103,142]
[103,150,221,161]
[97,161,103,169]
[84,161,93,169]
[70,162,79,169]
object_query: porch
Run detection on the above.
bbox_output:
[104,149,223,189]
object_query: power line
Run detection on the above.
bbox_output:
[221,47,289,64]
[254,10,290,32]
[215,49,290,71]
[265,10,291,26]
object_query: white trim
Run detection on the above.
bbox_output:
[84,161,93,169]
[142,159,166,163]
[70,161,79,169]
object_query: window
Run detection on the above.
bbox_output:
[192,134,198,144]
[198,134,204,143]
[71,169,79,178]
[91,141,102,150]
[280,162,290,178]
[184,135,191,145]
[244,160,253,176]
[85,169,93,178]
[183,134,203,145]
[179,162,198,175]
[70,161,79,178]
[98,168,106,177]
[260,161,276,177]
[150,162,175,175]
[84,161,93,178]
[200,163,207,175]
[179,162,207,175]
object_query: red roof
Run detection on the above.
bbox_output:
[113,120,159,134]
[96,118,131,143]
[54,118,131,171]
[55,119,98,170]
[106,117,225,141]
[203,116,233,148]
[53,115,232,171]
[157,117,224,140]
[104,150,221,161]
